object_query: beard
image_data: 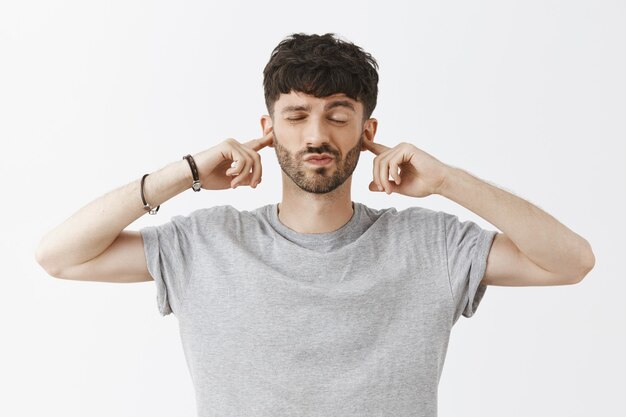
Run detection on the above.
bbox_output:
[273,129,364,194]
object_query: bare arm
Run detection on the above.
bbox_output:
[438,167,595,284]
[361,138,594,286]
[34,131,274,283]
[35,159,193,280]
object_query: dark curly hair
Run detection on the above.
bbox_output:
[263,32,379,122]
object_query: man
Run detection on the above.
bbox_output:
[36,33,595,417]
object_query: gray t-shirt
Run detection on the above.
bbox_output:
[139,201,497,417]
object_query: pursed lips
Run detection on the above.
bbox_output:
[305,154,333,161]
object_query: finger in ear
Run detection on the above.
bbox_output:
[369,181,383,192]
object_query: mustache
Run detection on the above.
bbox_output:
[273,129,365,157]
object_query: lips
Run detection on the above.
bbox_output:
[304,154,333,161]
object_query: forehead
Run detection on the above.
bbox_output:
[276,91,362,114]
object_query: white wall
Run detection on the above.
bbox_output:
[1,1,624,416]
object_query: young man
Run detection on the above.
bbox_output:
[36,33,595,417]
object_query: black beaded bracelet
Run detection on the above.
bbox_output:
[141,173,160,215]
[183,154,202,191]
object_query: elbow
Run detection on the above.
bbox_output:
[571,241,596,284]
[34,243,63,278]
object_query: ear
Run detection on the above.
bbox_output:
[260,115,274,147]
[361,118,378,149]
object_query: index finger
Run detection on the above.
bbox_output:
[362,137,390,155]
[244,129,274,151]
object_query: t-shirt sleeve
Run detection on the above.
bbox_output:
[442,212,498,324]
[139,214,195,317]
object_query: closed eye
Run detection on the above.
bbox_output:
[286,117,348,124]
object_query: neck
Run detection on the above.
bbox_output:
[277,176,354,234]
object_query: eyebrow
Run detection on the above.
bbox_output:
[280,100,356,115]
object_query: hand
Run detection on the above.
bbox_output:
[192,129,274,190]
[362,138,451,198]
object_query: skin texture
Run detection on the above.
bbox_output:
[260,91,377,234]
[273,129,363,195]
[259,91,595,285]
[35,90,594,286]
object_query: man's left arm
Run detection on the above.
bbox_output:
[438,167,596,286]
[363,139,595,286]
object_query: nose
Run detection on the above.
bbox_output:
[303,116,330,147]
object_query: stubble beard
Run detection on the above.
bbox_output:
[274,130,364,194]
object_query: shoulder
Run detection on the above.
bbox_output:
[358,203,444,236]
[164,204,243,231]
[365,204,442,224]
[400,205,442,221]
[188,204,271,230]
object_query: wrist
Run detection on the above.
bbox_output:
[435,165,457,196]
[183,154,202,191]
[179,158,195,184]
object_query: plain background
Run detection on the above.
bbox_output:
[1,1,624,416]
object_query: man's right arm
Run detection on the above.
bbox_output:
[34,158,193,283]
[35,131,273,283]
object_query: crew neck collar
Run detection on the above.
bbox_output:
[268,201,361,244]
